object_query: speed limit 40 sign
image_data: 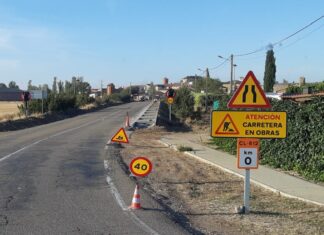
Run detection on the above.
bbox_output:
[129,157,152,177]
[237,138,259,169]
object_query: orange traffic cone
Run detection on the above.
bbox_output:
[129,184,141,209]
[125,112,130,128]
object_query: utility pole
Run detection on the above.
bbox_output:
[100,80,103,98]
[218,54,235,94]
[230,54,234,94]
[205,68,208,112]
[195,74,197,92]
[198,68,209,112]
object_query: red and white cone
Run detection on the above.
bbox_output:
[129,184,141,209]
[125,112,130,128]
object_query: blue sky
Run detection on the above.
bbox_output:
[0,0,323,90]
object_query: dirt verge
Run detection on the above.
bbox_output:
[120,127,324,235]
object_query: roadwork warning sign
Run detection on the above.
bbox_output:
[211,111,287,138]
[215,114,239,135]
[111,128,129,143]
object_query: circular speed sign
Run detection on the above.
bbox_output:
[129,157,153,177]
[167,97,174,104]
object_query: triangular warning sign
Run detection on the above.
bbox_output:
[228,71,271,108]
[215,114,239,135]
[111,128,129,144]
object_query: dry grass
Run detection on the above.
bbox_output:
[0,101,23,121]
[120,128,324,235]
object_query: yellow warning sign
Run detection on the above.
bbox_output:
[228,71,271,108]
[111,128,129,143]
[215,114,239,135]
[211,111,287,138]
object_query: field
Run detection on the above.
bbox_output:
[0,101,22,121]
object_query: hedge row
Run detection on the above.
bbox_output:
[211,97,324,182]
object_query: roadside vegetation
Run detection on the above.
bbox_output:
[0,78,133,132]
[168,84,324,183]
[17,78,132,115]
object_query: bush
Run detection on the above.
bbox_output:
[197,94,231,111]
[260,97,324,181]
[48,94,76,112]
[172,86,195,119]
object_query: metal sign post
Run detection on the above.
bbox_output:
[169,104,172,121]
[244,169,250,213]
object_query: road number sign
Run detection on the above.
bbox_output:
[228,71,271,109]
[129,157,152,177]
[211,111,287,138]
[237,138,259,169]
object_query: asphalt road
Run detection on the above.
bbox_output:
[0,102,188,235]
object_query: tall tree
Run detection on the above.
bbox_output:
[57,80,64,93]
[52,77,57,94]
[28,80,32,90]
[206,68,210,79]
[65,81,73,95]
[263,49,276,92]
[8,81,19,89]
[27,80,39,90]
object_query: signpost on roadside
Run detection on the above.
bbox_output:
[129,157,153,177]
[110,128,129,144]
[166,88,176,121]
[128,157,153,210]
[210,70,287,214]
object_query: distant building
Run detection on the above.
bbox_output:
[107,83,115,95]
[222,80,241,94]
[0,88,24,101]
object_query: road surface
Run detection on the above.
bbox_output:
[0,102,188,235]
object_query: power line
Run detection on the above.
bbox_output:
[272,15,323,47]
[276,22,324,52]
[234,15,324,57]
[210,57,230,70]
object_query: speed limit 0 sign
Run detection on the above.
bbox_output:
[237,138,259,169]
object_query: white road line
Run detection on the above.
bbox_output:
[106,176,128,210]
[104,162,159,235]
[104,160,109,170]
[0,119,100,163]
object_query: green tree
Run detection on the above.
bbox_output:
[8,81,19,89]
[195,77,223,94]
[173,86,195,119]
[0,83,7,88]
[52,77,57,94]
[64,81,73,95]
[27,80,39,90]
[57,80,64,93]
[263,49,276,92]
[315,82,324,92]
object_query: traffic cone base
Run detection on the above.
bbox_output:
[129,184,141,209]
